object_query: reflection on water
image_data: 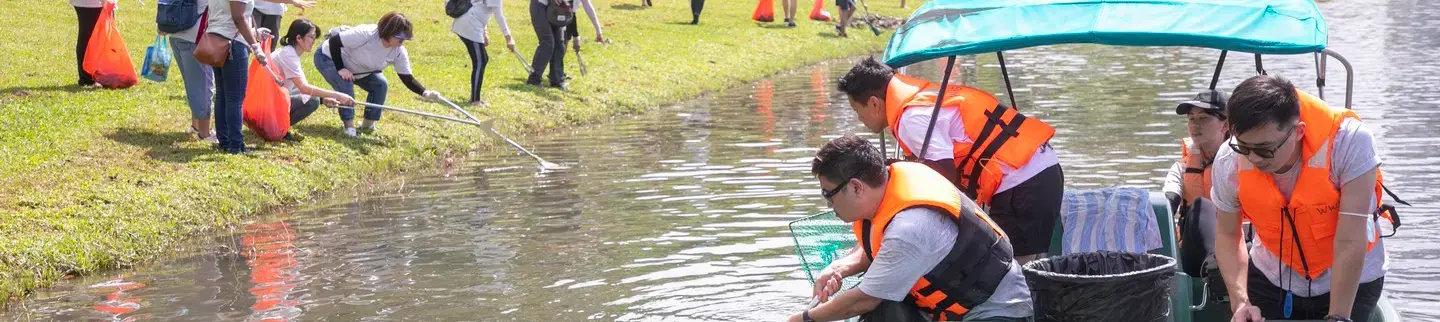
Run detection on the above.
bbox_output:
[7,0,1439,320]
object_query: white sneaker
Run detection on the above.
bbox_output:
[343,127,358,137]
[201,134,218,144]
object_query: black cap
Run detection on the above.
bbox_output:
[1175,89,1229,117]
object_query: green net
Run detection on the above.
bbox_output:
[789,211,863,291]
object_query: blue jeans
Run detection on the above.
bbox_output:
[313,52,388,122]
[211,39,249,152]
[169,37,214,120]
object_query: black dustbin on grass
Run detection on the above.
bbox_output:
[1022,251,1177,322]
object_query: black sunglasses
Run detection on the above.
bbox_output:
[821,171,863,202]
[1229,126,1294,159]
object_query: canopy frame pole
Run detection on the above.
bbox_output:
[918,56,958,161]
[1320,49,1354,109]
[1254,54,1266,75]
[1209,50,1228,90]
[997,52,1019,109]
[1314,53,1327,100]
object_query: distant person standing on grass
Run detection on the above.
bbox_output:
[689,0,703,24]
[526,0,603,90]
[206,0,267,154]
[252,0,314,49]
[834,0,856,37]
[167,0,217,143]
[451,0,517,107]
[72,0,104,87]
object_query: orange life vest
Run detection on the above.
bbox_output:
[884,74,1056,205]
[1237,90,1394,280]
[852,162,1014,321]
[1179,137,1214,203]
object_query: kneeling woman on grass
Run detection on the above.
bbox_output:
[270,18,358,141]
[314,12,442,137]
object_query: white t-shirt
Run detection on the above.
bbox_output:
[206,0,255,41]
[857,207,1033,320]
[71,0,104,8]
[319,24,412,76]
[896,107,1061,194]
[169,0,210,42]
[451,0,511,43]
[1210,118,1386,296]
[253,0,285,15]
[271,45,307,100]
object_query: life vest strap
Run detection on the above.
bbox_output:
[957,104,1027,201]
[1376,184,1408,238]
[909,206,1012,318]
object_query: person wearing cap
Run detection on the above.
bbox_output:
[835,57,1064,265]
[1162,88,1229,279]
[313,12,443,137]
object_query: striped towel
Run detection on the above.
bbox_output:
[1058,188,1162,255]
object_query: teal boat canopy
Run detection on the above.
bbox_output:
[882,0,1329,67]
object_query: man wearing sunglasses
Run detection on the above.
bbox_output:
[1210,75,1398,322]
[787,134,1032,322]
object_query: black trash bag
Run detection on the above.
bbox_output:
[1022,251,1176,322]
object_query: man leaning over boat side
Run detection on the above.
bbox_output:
[835,57,1064,265]
[1212,75,1399,322]
[786,134,1032,322]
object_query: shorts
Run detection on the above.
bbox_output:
[836,0,855,11]
[987,164,1064,256]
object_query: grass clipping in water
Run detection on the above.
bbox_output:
[0,0,914,305]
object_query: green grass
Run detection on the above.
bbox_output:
[0,0,916,304]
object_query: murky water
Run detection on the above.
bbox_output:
[7,0,1439,320]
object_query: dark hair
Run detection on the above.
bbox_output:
[280,18,319,47]
[377,12,414,41]
[1226,75,1300,134]
[837,57,895,102]
[811,134,887,188]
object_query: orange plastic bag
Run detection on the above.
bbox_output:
[752,0,775,22]
[83,0,138,89]
[242,42,292,142]
[808,0,832,21]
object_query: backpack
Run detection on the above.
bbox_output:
[445,0,473,18]
[156,0,202,34]
[547,0,575,27]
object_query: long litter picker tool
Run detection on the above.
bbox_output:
[857,0,882,36]
[437,96,568,170]
[573,38,588,76]
[510,47,535,75]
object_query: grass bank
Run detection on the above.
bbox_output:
[0,0,915,303]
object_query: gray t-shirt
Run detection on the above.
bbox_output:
[1210,118,1387,297]
[858,207,1033,320]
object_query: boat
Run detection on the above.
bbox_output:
[790,1,1404,321]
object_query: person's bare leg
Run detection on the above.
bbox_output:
[193,119,212,138]
[784,0,797,22]
[900,0,906,8]
[837,8,854,36]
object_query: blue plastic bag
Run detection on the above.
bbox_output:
[140,35,171,82]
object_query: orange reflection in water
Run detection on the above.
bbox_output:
[242,221,301,322]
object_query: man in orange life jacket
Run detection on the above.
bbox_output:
[1213,75,1394,322]
[836,57,1064,264]
[1163,89,1230,276]
[786,134,1032,322]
